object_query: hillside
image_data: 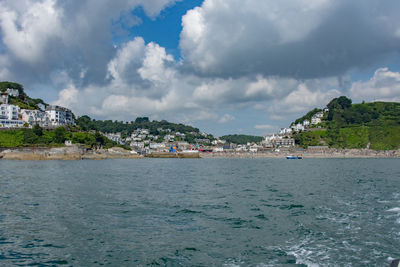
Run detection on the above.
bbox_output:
[293,97,400,150]
[0,81,48,110]
[220,134,263,144]
[75,115,214,144]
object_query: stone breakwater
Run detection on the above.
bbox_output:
[0,146,142,160]
[200,148,400,158]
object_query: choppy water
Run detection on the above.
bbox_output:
[0,158,399,266]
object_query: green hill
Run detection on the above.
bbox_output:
[0,81,48,110]
[220,134,263,144]
[293,97,400,150]
[75,115,214,144]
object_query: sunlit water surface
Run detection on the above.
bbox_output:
[0,158,399,266]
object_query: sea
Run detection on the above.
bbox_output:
[0,158,399,266]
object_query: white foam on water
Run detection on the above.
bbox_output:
[387,207,400,212]
[287,249,320,267]
[286,239,321,267]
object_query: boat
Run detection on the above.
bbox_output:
[286,155,303,159]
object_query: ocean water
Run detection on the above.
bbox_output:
[0,158,399,266]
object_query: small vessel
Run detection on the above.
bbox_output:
[286,155,302,159]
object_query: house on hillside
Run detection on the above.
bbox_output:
[0,104,19,120]
[0,93,8,104]
[45,105,74,126]
[20,109,51,127]
[6,88,19,97]
[0,103,24,128]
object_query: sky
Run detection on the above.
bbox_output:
[0,0,400,136]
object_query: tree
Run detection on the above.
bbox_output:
[32,124,43,136]
[54,127,67,143]
[337,96,352,109]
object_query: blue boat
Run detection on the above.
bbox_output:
[286,155,303,159]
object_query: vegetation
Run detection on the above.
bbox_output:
[0,81,48,110]
[294,108,322,125]
[220,134,263,144]
[75,115,213,143]
[293,96,400,150]
[0,126,126,149]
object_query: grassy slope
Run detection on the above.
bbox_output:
[294,101,400,150]
[0,131,24,147]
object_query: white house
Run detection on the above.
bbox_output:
[311,116,322,125]
[292,123,305,132]
[6,88,19,97]
[303,120,310,127]
[0,104,20,120]
[45,105,74,126]
[213,147,224,152]
[0,93,8,104]
[0,119,24,128]
[279,128,292,135]
[20,109,51,127]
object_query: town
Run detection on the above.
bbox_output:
[1,86,331,155]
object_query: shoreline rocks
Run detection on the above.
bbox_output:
[0,146,143,160]
[0,147,399,160]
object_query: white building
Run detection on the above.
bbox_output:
[0,93,8,104]
[45,105,74,126]
[109,133,121,142]
[0,103,23,128]
[0,104,20,120]
[279,128,292,135]
[149,143,166,150]
[292,123,305,132]
[213,147,224,152]
[164,134,175,141]
[6,88,19,97]
[0,119,24,128]
[311,117,322,125]
[20,109,51,127]
[131,141,145,149]
[263,134,295,147]
[303,120,310,127]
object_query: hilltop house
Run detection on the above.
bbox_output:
[311,111,324,125]
[6,88,19,97]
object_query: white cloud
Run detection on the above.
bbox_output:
[53,83,79,109]
[219,114,235,124]
[268,79,341,115]
[180,0,400,79]
[254,124,275,130]
[350,67,400,102]
[0,0,62,63]
[1,0,400,135]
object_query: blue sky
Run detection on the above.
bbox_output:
[114,0,204,60]
[0,0,399,136]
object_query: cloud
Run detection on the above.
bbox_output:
[180,0,400,79]
[1,0,400,135]
[350,67,400,102]
[268,79,341,115]
[219,114,235,123]
[0,0,177,87]
[254,124,275,130]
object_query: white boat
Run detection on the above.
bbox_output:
[286,155,302,159]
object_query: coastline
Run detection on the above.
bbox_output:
[0,146,143,160]
[200,148,400,158]
[0,146,399,160]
